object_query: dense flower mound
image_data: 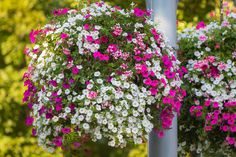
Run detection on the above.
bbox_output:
[178,13,236,156]
[23,2,185,152]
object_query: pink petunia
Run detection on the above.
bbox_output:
[226,137,235,145]
[53,8,69,16]
[61,127,71,134]
[169,89,176,97]
[72,67,79,75]
[144,78,152,86]
[29,30,40,43]
[86,35,94,42]
[93,51,101,59]
[25,116,34,126]
[196,21,206,30]
[60,33,69,39]
[83,24,90,30]
[150,88,158,95]
[53,136,63,147]
[222,125,229,132]
[55,104,62,111]
[133,8,145,17]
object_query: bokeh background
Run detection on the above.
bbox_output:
[0,0,235,156]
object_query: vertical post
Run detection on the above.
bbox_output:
[146,0,178,157]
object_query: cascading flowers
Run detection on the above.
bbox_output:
[178,12,236,156]
[23,2,186,152]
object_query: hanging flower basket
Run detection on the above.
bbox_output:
[178,12,236,156]
[23,2,185,152]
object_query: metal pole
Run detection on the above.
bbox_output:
[147,0,178,157]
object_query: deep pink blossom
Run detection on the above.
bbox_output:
[222,125,229,132]
[196,21,206,30]
[29,30,40,43]
[72,67,79,75]
[169,89,176,97]
[60,33,69,39]
[150,88,158,95]
[83,24,90,30]
[62,127,71,134]
[86,35,94,42]
[133,8,145,17]
[226,137,235,145]
[53,8,69,16]
[25,116,34,126]
[53,136,63,147]
[56,104,62,111]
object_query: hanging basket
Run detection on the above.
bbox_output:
[178,11,236,156]
[23,2,185,152]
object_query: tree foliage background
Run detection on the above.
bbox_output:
[0,0,235,156]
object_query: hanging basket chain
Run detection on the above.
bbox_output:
[220,0,224,23]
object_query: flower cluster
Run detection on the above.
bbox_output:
[23,2,185,152]
[178,12,236,156]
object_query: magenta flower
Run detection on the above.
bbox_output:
[150,80,158,87]
[107,44,118,53]
[83,24,90,30]
[196,21,206,30]
[222,113,230,120]
[100,54,110,61]
[72,67,79,75]
[230,126,236,132]
[29,29,40,43]
[222,125,229,132]
[55,104,62,111]
[53,8,69,16]
[150,88,158,95]
[62,83,70,89]
[133,8,145,17]
[226,137,235,145]
[25,116,34,126]
[169,89,176,97]
[60,33,69,39]
[86,35,94,42]
[53,136,63,147]
[93,51,101,59]
[204,100,211,107]
[61,127,71,134]
[144,78,152,86]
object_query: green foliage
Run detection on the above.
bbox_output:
[0,136,62,157]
